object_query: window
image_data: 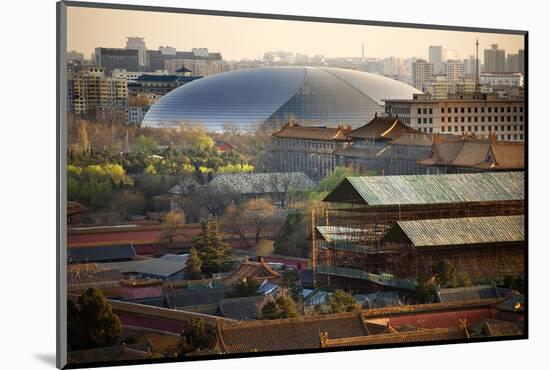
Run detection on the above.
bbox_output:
[513,107,517,113]
[429,108,433,114]
[417,118,421,124]
[488,117,492,122]
[448,107,452,113]
[423,108,427,114]
[488,107,492,113]
[461,107,465,113]
[507,116,511,122]
[461,126,465,132]
[481,126,485,132]
[461,117,465,122]
[501,107,505,113]
[429,128,433,133]
[501,125,505,131]
[417,108,422,114]
[474,126,478,132]
[507,125,511,131]
[519,107,523,113]
[441,107,445,114]
[468,126,472,131]
[513,116,517,122]
[467,117,471,122]
[423,118,427,124]
[455,117,458,122]
[481,107,485,113]
[513,125,517,131]
[441,117,445,123]
[454,107,458,113]
[468,107,471,113]
[474,117,478,122]
[454,126,458,132]
[481,117,485,122]
[429,118,433,124]
[507,107,511,113]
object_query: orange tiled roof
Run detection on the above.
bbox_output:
[272,123,351,141]
[214,311,369,354]
[418,135,524,170]
[223,260,281,286]
[347,115,417,141]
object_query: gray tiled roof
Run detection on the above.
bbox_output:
[209,172,316,195]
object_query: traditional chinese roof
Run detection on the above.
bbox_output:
[384,215,524,248]
[168,287,234,308]
[68,244,137,264]
[99,254,189,279]
[214,311,369,353]
[272,123,351,141]
[218,295,270,320]
[209,172,316,195]
[496,292,525,313]
[223,260,282,286]
[67,344,150,365]
[323,171,524,206]
[436,285,512,303]
[418,135,524,170]
[470,318,524,337]
[389,132,434,147]
[347,115,417,141]
[319,326,469,348]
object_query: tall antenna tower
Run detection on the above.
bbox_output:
[475,39,480,93]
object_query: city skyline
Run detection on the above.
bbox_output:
[68,7,524,62]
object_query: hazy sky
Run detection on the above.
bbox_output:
[67,6,524,62]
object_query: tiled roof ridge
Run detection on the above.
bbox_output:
[221,310,363,329]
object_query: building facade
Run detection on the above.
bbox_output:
[429,45,443,75]
[480,72,524,87]
[385,93,525,141]
[95,48,140,75]
[484,44,506,73]
[412,59,433,90]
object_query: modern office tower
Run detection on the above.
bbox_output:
[429,45,443,74]
[412,59,433,90]
[95,47,140,75]
[444,59,465,83]
[385,92,525,141]
[125,36,147,68]
[484,44,506,73]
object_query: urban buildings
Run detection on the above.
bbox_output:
[429,45,443,74]
[384,93,525,141]
[480,72,524,87]
[125,36,147,68]
[444,59,465,83]
[412,59,433,90]
[147,47,226,76]
[484,44,506,73]
[94,47,140,75]
[70,68,128,124]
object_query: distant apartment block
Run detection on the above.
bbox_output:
[484,44,506,73]
[480,72,524,87]
[70,68,128,124]
[412,59,433,91]
[385,93,525,141]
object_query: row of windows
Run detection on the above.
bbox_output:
[440,125,524,133]
[442,115,523,123]
[441,106,523,114]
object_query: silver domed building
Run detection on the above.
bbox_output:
[142,67,420,131]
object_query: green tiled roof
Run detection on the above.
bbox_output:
[392,215,524,247]
[324,172,524,206]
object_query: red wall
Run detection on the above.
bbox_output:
[386,307,497,328]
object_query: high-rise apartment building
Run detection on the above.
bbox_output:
[484,44,506,73]
[70,68,128,124]
[412,59,433,91]
[444,60,465,83]
[429,45,443,74]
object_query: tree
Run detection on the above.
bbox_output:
[457,272,472,287]
[193,219,233,276]
[282,270,302,302]
[261,294,298,319]
[159,211,185,248]
[178,318,215,355]
[433,259,458,287]
[185,247,203,280]
[223,198,278,249]
[415,279,438,304]
[503,275,524,293]
[274,213,308,258]
[110,189,145,220]
[326,290,358,313]
[226,279,261,298]
[67,288,121,351]
[132,134,159,154]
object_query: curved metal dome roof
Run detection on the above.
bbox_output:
[142,66,420,131]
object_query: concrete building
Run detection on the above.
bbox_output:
[423,80,480,100]
[147,47,225,76]
[444,59,465,83]
[95,47,140,75]
[384,93,525,141]
[429,46,443,74]
[125,36,147,68]
[480,72,524,87]
[484,44,506,73]
[412,59,433,91]
[71,68,128,123]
